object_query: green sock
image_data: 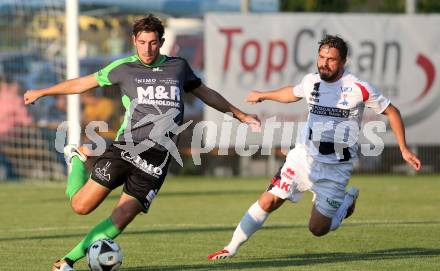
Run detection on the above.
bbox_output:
[63,217,122,263]
[65,157,88,200]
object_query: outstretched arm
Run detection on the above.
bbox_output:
[382,103,421,171]
[24,74,98,105]
[246,85,302,104]
[191,83,260,128]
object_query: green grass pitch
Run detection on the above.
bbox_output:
[0,175,439,270]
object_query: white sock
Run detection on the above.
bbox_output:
[330,193,355,231]
[225,201,269,255]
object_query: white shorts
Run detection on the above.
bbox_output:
[267,146,353,218]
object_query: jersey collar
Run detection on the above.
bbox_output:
[135,54,167,68]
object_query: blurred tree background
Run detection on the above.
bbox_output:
[280,0,440,13]
[418,0,440,12]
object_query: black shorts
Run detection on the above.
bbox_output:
[90,144,171,212]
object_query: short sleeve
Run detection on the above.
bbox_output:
[95,62,121,87]
[94,55,137,87]
[94,69,113,87]
[182,59,202,92]
[292,75,307,98]
[355,82,391,114]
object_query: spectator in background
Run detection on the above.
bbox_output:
[81,91,116,140]
[0,77,32,135]
[44,96,67,127]
[82,92,114,125]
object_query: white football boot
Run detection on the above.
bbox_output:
[63,145,87,164]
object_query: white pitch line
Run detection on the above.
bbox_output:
[1,220,438,234]
[0,223,236,233]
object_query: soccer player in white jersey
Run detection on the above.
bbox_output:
[208,35,421,260]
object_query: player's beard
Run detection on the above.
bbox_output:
[318,66,340,82]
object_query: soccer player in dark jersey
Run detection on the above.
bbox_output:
[24,14,260,271]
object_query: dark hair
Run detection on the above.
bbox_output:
[318,35,348,60]
[132,14,164,40]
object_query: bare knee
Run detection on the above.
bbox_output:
[69,180,110,215]
[258,192,284,213]
[71,199,93,215]
[308,223,330,237]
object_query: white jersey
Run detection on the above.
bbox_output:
[293,71,390,164]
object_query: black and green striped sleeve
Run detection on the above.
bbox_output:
[94,55,137,87]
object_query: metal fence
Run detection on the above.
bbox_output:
[0,1,437,180]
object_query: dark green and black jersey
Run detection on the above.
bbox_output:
[95,54,201,149]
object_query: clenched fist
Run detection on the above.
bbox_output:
[23,90,43,105]
[246,91,264,104]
